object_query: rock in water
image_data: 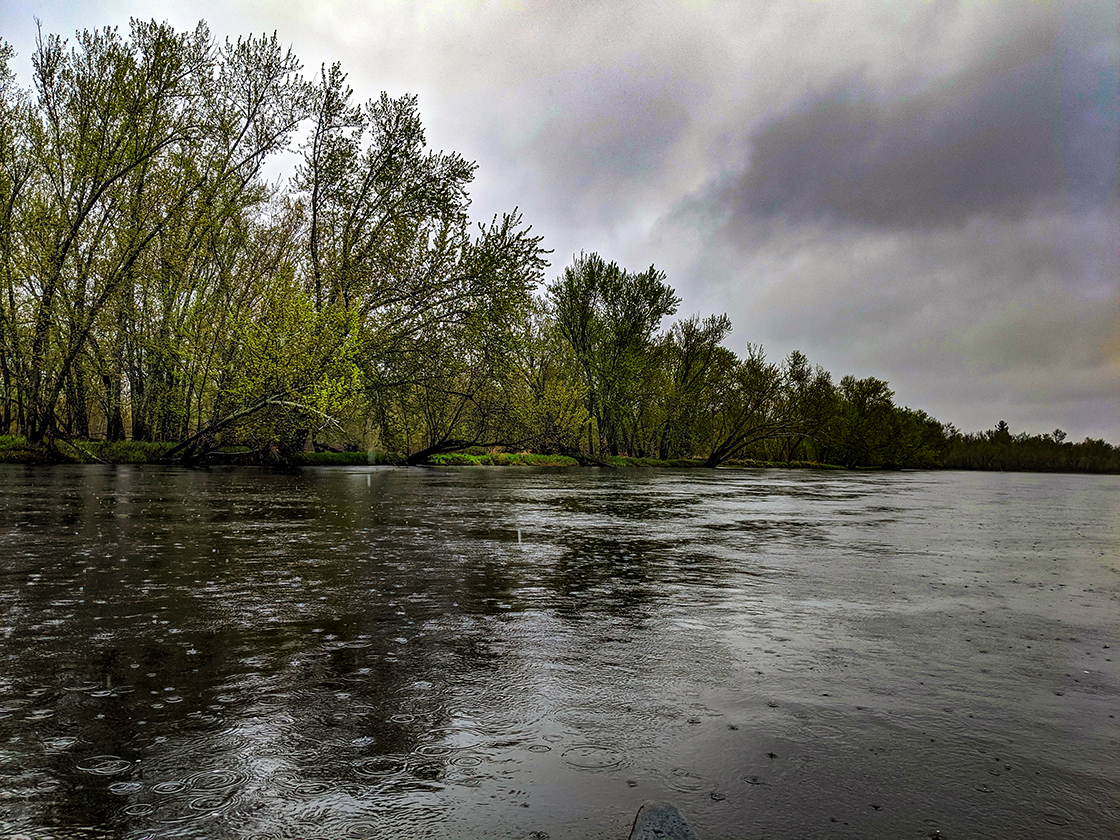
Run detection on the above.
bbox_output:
[629,801,699,840]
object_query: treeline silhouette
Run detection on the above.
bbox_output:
[941,422,1120,474]
[0,22,1114,473]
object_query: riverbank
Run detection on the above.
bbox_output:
[0,436,848,470]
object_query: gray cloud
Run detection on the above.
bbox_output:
[667,202,1120,438]
[724,8,1116,230]
[644,0,1120,440]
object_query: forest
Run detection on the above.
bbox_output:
[0,22,1116,473]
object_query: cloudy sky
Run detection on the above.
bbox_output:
[3,0,1117,440]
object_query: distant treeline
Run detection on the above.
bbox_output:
[0,23,1114,472]
[941,423,1119,474]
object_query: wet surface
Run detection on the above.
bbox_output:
[0,465,1117,839]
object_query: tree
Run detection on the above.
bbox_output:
[3,22,310,445]
[296,69,476,319]
[826,375,899,467]
[656,313,732,459]
[366,211,547,463]
[121,28,312,442]
[505,298,590,456]
[0,40,35,435]
[15,22,208,443]
[699,346,836,468]
[773,349,835,462]
[701,345,784,467]
[548,252,679,457]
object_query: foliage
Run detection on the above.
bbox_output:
[79,440,177,463]
[942,423,1120,473]
[427,451,578,466]
[0,22,1112,474]
[547,252,679,457]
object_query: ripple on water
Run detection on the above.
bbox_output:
[352,755,407,779]
[414,743,453,758]
[340,821,387,838]
[448,755,483,768]
[416,725,486,751]
[43,736,80,751]
[149,800,203,825]
[64,683,101,693]
[152,780,188,795]
[77,755,133,775]
[187,792,236,813]
[292,780,333,797]
[363,803,447,835]
[185,768,249,792]
[561,744,625,771]
[289,747,322,764]
[665,768,709,794]
[109,781,144,795]
[407,757,445,781]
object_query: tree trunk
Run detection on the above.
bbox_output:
[103,373,125,441]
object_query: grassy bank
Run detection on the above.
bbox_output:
[0,435,845,470]
[428,452,579,467]
[0,435,55,463]
[723,458,847,470]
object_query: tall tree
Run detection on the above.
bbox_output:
[0,41,35,435]
[548,252,679,457]
[657,313,732,459]
[8,22,310,444]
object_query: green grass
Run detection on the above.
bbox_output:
[293,450,394,466]
[428,452,579,467]
[723,458,846,470]
[0,435,848,471]
[0,434,47,463]
[1,436,177,464]
[603,456,706,468]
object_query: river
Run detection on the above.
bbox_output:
[0,465,1117,839]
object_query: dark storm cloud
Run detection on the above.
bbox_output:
[728,12,1117,229]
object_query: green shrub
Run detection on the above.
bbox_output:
[428,451,578,467]
[604,456,705,468]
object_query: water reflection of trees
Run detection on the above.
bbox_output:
[3,466,748,837]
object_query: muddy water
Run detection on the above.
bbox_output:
[0,465,1117,839]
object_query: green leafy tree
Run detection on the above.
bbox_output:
[367,211,547,463]
[700,345,784,467]
[0,40,35,435]
[506,298,590,456]
[548,252,679,457]
[655,313,732,459]
[3,22,309,445]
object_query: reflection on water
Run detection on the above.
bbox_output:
[0,465,1118,838]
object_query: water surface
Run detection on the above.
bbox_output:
[0,466,1117,838]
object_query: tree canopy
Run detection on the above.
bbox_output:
[1,21,1113,473]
